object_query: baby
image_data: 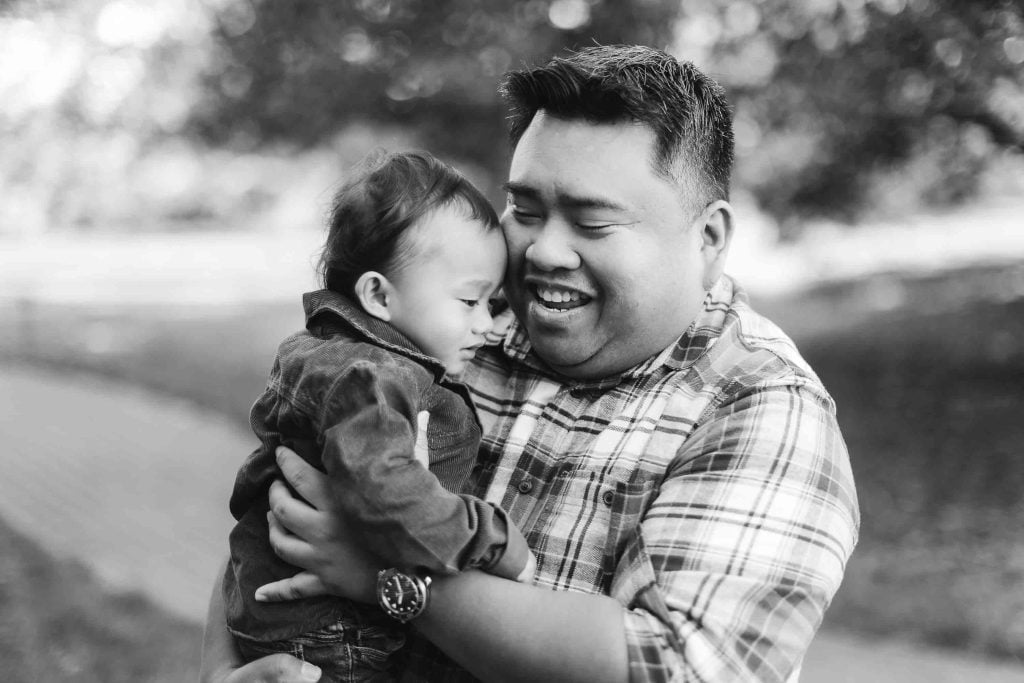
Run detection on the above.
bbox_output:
[223,151,533,681]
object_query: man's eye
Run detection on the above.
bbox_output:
[511,207,540,223]
[576,216,617,230]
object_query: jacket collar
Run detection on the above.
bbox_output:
[302,289,450,382]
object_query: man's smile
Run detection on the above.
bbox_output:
[532,284,591,311]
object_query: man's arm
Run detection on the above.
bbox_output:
[262,449,629,683]
[606,380,860,682]
[417,570,629,682]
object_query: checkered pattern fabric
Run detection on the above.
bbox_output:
[400,276,860,682]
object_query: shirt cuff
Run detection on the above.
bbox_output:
[486,523,532,580]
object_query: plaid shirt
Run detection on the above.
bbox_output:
[401,275,860,682]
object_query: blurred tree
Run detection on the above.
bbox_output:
[8,0,1022,229]
[189,0,680,189]
[679,0,1024,227]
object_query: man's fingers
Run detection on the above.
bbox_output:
[222,653,322,682]
[275,447,331,509]
[267,509,315,568]
[268,479,326,541]
[254,571,330,603]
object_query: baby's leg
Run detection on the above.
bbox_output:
[234,616,406,682]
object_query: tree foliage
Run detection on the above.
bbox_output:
[191,0,679,177]
[699,0,1024,223]
[194,0,1024,224]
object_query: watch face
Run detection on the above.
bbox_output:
[382,574,410,609]
[378,569,426,622]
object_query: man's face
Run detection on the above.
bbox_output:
[502,112,714,380]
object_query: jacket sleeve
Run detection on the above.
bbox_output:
[316,359,531,579]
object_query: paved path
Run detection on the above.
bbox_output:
[2,365,1023,682]
[0,364,241,620]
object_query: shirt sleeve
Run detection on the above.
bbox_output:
[316,360,532,579]
[610,380,860,683]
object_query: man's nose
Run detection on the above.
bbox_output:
[524,222,581,271]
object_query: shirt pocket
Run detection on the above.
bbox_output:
[599,477,658,594]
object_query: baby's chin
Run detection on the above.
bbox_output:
[443,361,467,377]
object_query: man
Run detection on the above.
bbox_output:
[201,45,859,683]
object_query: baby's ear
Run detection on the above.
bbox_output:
[354,271,393,321]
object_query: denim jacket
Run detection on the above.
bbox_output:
[224,289,529,642]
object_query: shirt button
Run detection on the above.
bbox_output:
[517,479,534,494]
[602,489,615,506]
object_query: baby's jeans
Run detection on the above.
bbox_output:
[233,608,406,683]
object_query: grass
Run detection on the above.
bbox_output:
[0,299,303,426]
[1,261,1023,672]
[0,516,202,682]
[755,263,1024,659]
[795,295,1024,659]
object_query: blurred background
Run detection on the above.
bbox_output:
[1,0,1023,680]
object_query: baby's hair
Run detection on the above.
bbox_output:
[318,150,500,297]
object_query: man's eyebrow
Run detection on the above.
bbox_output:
[503,181,628,212]
[502,181,537,198]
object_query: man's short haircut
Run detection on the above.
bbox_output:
[319,150,500,298]
[500,44,735,207]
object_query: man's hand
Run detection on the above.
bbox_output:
[259,446,379,604]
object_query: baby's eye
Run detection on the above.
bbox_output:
[460,299,480,308]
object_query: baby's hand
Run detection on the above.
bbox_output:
[515,553,537,583]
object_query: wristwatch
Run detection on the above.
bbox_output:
[377,568,432,623]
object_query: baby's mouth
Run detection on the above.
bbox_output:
[532,285,591,311]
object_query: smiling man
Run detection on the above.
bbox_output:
[202,45,859,683]
[501,111,726,380]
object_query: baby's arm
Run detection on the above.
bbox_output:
[315,360,532,581]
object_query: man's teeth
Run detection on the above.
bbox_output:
[537,288,581,304]
[534,286,588,311]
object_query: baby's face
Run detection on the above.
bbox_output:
[385,205,507,375]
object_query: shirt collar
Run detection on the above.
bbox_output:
[498,276,738,388]
[302,289,449,381]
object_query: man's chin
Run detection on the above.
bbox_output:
[527,335,600,377]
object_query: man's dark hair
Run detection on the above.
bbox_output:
[319,150,500,298]
[500,44,734,206]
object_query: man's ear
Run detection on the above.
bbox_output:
[353,271,393,321]
[697,200,734,289]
